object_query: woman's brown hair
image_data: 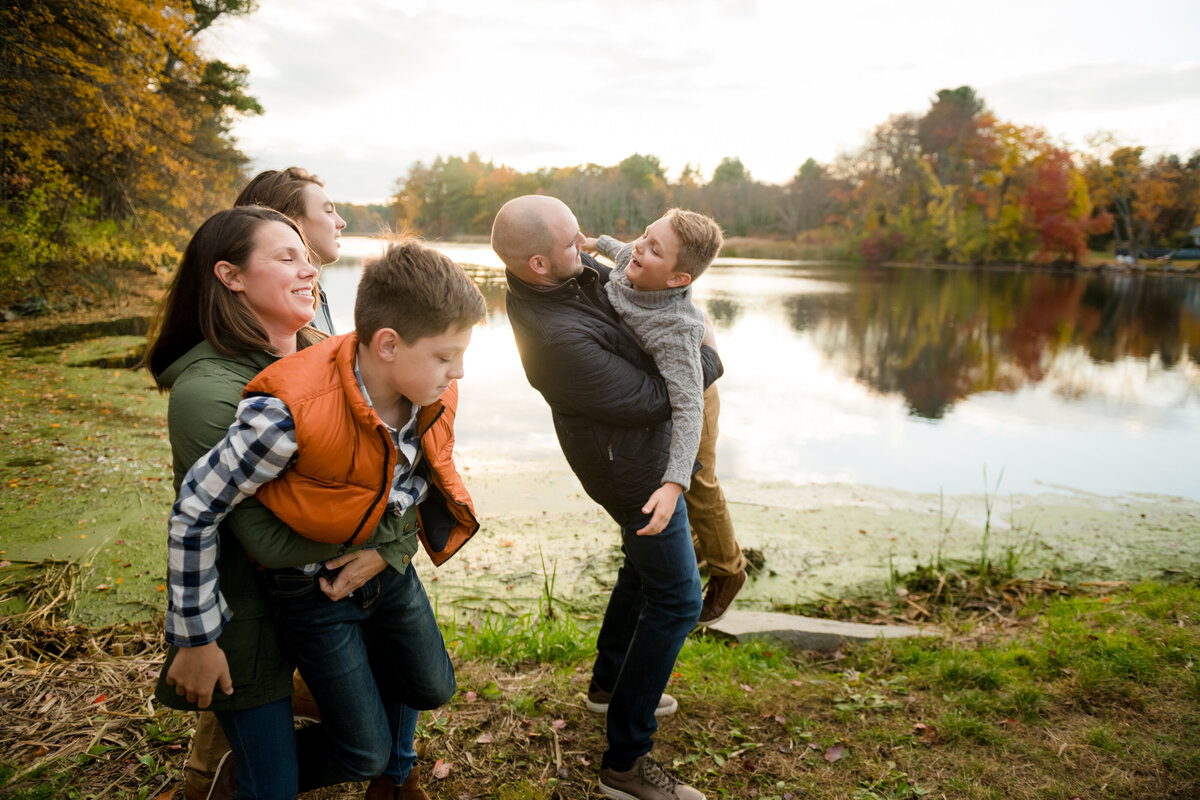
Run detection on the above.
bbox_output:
[144,206,324,388]
[234,167,323,224]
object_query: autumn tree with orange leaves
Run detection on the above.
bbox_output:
[0,0,260,301]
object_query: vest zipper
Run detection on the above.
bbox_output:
[349,426,392,545]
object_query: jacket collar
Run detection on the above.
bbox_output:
[504,254,608,302]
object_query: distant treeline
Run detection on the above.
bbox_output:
[6,0,1199,313]
[380,87,1199,266]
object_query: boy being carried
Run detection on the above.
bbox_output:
[585,210,747,624]
[164,240,485,797]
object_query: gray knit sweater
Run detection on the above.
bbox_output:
[597,235,705,490]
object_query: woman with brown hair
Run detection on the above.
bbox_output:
[234,167,347,336]
[149,205,427,800]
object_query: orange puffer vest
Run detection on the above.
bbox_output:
[243,333,478,566]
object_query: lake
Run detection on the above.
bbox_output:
[320,238,1200,501]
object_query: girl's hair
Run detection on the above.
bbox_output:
[144,206,324,387]
[234,167,323,223]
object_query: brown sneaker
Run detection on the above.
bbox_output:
[599,754,705,800]
[586,688,678,717]
[365,766,430,800]
[696,569,746,627]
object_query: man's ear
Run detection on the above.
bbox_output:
[214,260,242,291]
[666,271,692,288]
[528,254,551,278]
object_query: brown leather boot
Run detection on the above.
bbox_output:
[292,670,321,722]
[697,569,746,627]
[365,766,430,800]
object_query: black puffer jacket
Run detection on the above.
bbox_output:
[505,255,723,511]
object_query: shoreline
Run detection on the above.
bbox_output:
[430,454,1200,622]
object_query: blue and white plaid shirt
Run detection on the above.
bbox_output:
[166,360,428,647]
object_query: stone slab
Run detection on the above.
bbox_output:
[702,609,938,653]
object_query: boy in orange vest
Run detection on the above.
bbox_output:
[163,240,485,799]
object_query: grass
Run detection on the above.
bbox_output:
[3,287,1199,798]
[1,560,1197,799]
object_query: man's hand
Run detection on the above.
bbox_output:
[581,237,600,254]
[318,548,388,601]
[637,482,684,535]
[165,642,233,709]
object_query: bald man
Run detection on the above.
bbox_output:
[493,195,720,800]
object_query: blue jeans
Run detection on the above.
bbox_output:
[593,496,702,771]
[213,693,420,799]
[266,564,455,788]
[214,698,298,800]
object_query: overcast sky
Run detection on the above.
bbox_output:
[201,0,1200,204]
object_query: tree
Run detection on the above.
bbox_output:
[711,157,749,184]
[0,0,260,299]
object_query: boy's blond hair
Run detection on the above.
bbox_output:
[354,239,486,344]
[665,208,724,279]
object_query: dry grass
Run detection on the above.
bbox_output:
[2,562,1198,800]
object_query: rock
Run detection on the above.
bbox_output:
[702,609,938,653]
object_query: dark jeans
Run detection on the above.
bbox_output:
[593,495,702,771]
[266,564,455,788]
[213,693,421,799]
[213,698,298,800]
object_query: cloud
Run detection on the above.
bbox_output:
[985,62,1200,115]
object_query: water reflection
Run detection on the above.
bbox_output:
[321,239,1200,499]
[800,268,1200,419]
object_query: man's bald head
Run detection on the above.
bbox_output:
[491,195,584,286]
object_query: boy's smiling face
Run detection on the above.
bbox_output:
[626,217,691,291]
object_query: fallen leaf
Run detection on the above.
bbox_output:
[464,690,477,702]
[774,714,786,724]
[739,683,753,693]
[498,540,514,547]
[474,731,493,744]
[431,758,452,780]
[823,743,845,763]
[93,693,106,704]
[552,719,567,730]
[154,789,178,800]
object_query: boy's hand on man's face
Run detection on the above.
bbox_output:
[637,482,685,536]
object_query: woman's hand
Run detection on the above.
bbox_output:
[165,642,233,709]
[318,548,388,601]
[581,237,600,254]
[637,482,684,536]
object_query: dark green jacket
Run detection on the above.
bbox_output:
[154,342,324,712]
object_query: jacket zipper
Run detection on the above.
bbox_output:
[348,426,392,545]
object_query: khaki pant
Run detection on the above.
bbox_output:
[183,711,230,800]
[685,384,746,577]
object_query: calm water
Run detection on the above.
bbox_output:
[321,238,1200,500]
